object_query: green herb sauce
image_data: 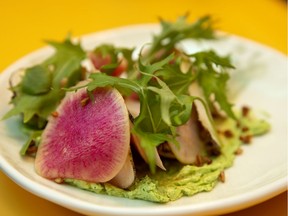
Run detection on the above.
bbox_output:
[65,113,270,203]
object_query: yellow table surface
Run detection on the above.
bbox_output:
[0,0,287,215]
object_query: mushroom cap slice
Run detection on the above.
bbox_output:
[109,149,135,189]
[166,82,222,164]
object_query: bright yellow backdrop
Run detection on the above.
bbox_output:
[0,0,287,216]
[0,0,286,73]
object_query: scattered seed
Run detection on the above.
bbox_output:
[51,111,59,117]
[223,130,234,138]
[234,148,243,155]
[26,145,38,154]
[194,155,213,166]
[240,135,252,144]
[242,106,250,117]
[241,126,249,132]
[54,178,64,184]
[202,156,212,165]
[219,171,226,183]
[80,97,90,107]
[195,154,203,167]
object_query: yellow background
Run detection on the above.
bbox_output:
[0,0,287,215]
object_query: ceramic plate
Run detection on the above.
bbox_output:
[0,24,287,216]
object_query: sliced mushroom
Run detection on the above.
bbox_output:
[164,82,222,164]
[188,82,221,149]
[109,149,135,189]
[166,105,204,164]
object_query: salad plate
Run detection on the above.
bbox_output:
[0,24,287,216]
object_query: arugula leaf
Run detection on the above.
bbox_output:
[189,50,236,119]
[138,52,175,85]
[131,127,171,173]
[145,14,216,62]
[3,38,86,129]
[21,65,52,95]
[154,55,196,95]
[90,44,135,76]
[77,54,196,172]
[20,130,42,156]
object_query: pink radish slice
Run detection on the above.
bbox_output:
[35,87,130,183]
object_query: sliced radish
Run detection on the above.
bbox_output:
[35,87,130,183]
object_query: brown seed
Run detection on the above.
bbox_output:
[242,106,250,117]
[240,135,252,144]
[195,155,204,167]
[219,171,226,183]
[51,111,59,117]
[54,178,64,184]
[80,97,90,107]
[223,130,234,138]
[202,156,213,165]
[26,145,38,155]
[234,148,243,155]
[242,126,249,132]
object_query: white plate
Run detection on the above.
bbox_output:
[0,24,287,216]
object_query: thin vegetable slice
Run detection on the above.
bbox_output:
[35,86,130,183]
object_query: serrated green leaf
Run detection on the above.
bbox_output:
[131,128,170,173]
[189,50,236,119]
[21,65,52,95]
[145,14,216,62]
[3,38,86,130]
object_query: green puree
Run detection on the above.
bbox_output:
[64,112,270,203]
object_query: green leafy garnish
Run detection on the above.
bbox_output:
[3,14,236,174]
[144,14,216,62]
[69,52,208,172]
[2,38,86,150]
[3,38,86,124]
[90,44,135,76]
[189,50,236,119]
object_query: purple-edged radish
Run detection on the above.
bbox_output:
[35,86,130,184]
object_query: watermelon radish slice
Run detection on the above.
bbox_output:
[35,86,130,183]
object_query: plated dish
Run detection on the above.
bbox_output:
[0,23,287,216]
